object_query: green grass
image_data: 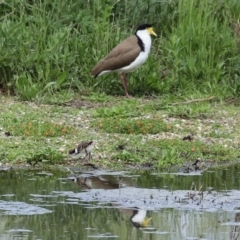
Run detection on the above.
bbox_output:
[0,103,74,137]
[152,138,239,169]
[92,99,140,118]
[0,95,240,170]
[0,0,240,100]
[92,117,171,135]
[163,102,213,119]
[3,120,73,137]
[111,138,239,169]
[0,99,80,164]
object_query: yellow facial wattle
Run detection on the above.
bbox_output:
[148,27,157,36]
[142,217,152,227]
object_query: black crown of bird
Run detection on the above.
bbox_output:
[91,23,157,98]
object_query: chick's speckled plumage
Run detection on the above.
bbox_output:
[69,141,94,161]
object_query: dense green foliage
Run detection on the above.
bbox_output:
[1,0,240,100]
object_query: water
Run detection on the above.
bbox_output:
[0,165,240,240]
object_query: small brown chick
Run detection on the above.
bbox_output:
[69,141,94,161]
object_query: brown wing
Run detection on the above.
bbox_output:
[77,141,93,151]
[91,35,141,77]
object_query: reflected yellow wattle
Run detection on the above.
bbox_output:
[142,217,152,227]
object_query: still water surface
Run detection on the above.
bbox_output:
[0,164,240,240]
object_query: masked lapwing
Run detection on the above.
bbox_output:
[69,140,94,161]
[69,175,151,228]
[91,24,157,98]
[130,209,152,228]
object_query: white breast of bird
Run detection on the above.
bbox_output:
[85,142,95,153]
[121,32,152,73]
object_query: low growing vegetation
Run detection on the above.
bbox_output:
[92,117,171,135]
[0,96,239,170]
[3,120,72,137]
[111,138,238,169]
[0,1,240,170]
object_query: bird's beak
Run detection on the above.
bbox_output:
[142,217,152,227]
[148,27,157,37]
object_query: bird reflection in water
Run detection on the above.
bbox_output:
[68,174,151,228]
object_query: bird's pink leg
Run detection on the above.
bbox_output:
[120,72,131,98]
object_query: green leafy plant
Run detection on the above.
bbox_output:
[112,150,140,162]
[26,147,64,165]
